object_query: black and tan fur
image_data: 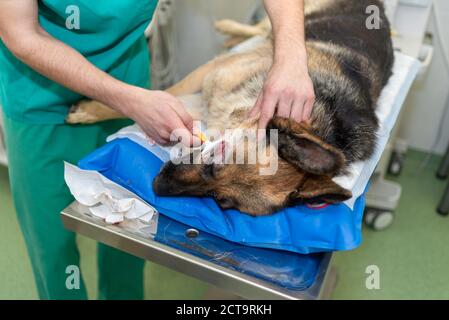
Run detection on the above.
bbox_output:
[67,0,394,216]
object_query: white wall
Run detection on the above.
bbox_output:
[172,0,262,78]
[399,0,449,154]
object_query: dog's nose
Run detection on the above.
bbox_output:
[153,174,183,196]
[153,176,172,196]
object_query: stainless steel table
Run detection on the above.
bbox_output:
[61,201,336,300]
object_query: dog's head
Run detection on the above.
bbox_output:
[153,117,352,216]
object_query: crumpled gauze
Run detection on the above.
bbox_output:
[64,163,157,224]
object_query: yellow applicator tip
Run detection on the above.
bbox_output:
[198,132,207,144]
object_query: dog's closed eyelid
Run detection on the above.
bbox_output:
[200,164,215,181]
[216,196,236,209]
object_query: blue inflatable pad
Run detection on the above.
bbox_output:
[78,138,366,254]
[154,213,323,290]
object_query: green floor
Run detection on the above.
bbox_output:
[0,150,447,300]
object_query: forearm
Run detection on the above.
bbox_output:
[263,0,307,65]
[1,28,141,117]
[252,0,314,126]
[0,0,195,145]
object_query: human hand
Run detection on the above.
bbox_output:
[249,58,315,130]
[124,89,201,146]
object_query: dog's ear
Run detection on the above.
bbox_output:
[267,117,345,175]
[289,174,352,204]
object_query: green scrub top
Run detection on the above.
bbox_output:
[0,0,158,124]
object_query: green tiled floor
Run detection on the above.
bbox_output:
[0,150,447,299]
[331,150,449,299]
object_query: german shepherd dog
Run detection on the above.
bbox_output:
[67,0,394,216]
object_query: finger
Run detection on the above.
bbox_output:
[156,137,170,145]
[158,128,174,144]
[170,126,191,146]
[167,115,199,147]
[171,100,194,131]
[258,94,278,130]
[301,96,315,122]
[151,132,169,146]
[164,108,191,134]
[140,127,165,145]
[145,110,181,145]
[276,96,293,118]
[248,92,263,118]
[184,130,202,147]
[192,136,203,148]
[290,99,305,123]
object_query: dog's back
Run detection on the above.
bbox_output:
[304,0,394,163]
[306,0,393,84]
[206,0,394,165]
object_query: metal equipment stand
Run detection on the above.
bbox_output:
[437,143,449,216]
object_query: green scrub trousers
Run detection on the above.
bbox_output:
[0,0,159,299]
[3,117,145,300]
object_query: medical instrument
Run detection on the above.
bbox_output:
[197,131,208,144]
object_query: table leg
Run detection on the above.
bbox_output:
[437,143,449,180]
[437,181,449,216]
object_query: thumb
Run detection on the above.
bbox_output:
[171,126,201,147]
[171,100,194,132]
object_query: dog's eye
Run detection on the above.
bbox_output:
[216,196,237,210]
[201,164,215,181]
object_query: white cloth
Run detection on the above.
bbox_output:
[64,163,157,224]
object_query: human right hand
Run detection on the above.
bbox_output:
[0,1,200,148]
[124,89,200,146]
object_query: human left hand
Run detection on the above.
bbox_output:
[249,58,315,130]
